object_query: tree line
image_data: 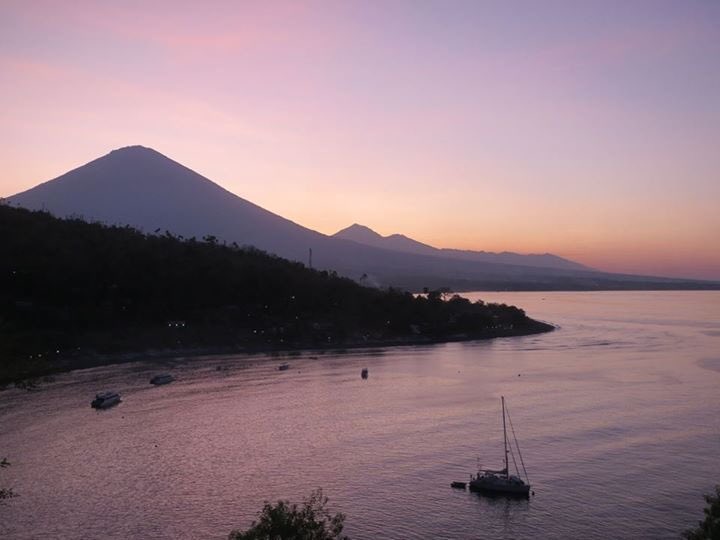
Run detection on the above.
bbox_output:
[0,204,551,382]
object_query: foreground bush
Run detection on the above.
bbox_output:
[0,457,16,501]
[229,489,347,540]
[683,485,720,540]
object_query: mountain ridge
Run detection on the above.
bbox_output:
[7,145,718,291]
[333,223,590,271]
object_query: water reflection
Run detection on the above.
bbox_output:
[0,292,718,539]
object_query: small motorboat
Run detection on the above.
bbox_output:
[150,373,174,385]
[361,368,369,379]
[278,363,290,371]
[451,481,467,489]
[91,391,121,409]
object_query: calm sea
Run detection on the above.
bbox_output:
[1,291,719,539]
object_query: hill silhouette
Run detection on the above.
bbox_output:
[0,204,553,383]
[7,146,719,291]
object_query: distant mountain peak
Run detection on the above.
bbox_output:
[387,233,414,241]
[108,145,182,162]
[111,144,152,152]
[333,223,439,255]
[334,223,385,241]
[20,145,207,197]
[346,223,378,233]
[104,145,164,157]
[333,222,591,271]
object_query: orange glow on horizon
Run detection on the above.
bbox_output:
[1,1,719,281]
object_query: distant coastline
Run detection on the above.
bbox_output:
[1,320,554,387]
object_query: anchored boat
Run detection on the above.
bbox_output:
[469,396,531,497]
[150,373,174,385]
[91,391,121,409]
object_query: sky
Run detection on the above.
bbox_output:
[1,0,719,280]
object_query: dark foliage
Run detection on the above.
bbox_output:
[683,485,720,540]
[0,457,16,501]
[228,489,347,540]
[0,205,552,382]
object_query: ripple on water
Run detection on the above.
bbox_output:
[1,291,719,540]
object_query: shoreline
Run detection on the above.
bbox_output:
[1,321,554,387]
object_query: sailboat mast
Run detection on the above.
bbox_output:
[502,396,509,478]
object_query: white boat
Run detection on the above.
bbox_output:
[150,373,174,385]
[469,396,531,497]
[91,391,121,409]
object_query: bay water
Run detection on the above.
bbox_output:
[1,291,718,539]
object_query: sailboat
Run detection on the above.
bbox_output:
[469,396,531,497]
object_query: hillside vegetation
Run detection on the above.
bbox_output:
[0,204,552,383]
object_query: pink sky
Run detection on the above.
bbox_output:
[1,1,719,280]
